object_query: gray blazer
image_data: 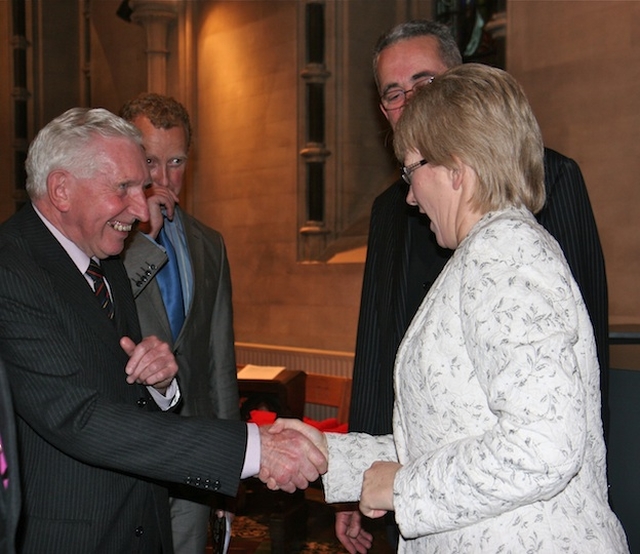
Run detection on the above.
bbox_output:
[122,207,240,422]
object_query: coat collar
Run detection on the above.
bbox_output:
[8,204,133,351]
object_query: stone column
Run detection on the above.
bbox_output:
[129,0,178,94]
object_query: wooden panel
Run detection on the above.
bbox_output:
[305,373,352,424]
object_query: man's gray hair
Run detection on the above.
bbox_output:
[373,19,463,90]
[25,107,142,199]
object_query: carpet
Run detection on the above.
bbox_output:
[214,480,394,554]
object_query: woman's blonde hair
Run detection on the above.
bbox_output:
[394,63,545,214]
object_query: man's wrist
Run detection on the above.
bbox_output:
[241,423,260,479]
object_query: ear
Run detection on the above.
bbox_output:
[449,155,466,191]
[46,169,72,212]
[379,102,390,122]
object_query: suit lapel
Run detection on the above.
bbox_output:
[102,257,141,342]
[16,205,131,354]
[135,208,199,347]
[388,180,412,339]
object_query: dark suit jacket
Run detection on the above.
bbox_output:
[0,358,20,554]
[0,204,247,553]
[349,148,610,438]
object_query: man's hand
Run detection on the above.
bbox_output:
[137,184,179,238]
[359,460,400,519]
[335,508,373,554]
[268,417,328,458]
[120,335,178,394]
[258,422,327,493]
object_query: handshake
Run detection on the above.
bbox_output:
[255,418,398,554]
[257,418,327,493]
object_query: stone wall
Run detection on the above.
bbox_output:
[3,0,637,356]
[508,0,640,326]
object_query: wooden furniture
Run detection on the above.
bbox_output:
[233,368,354,553]
[235,367,308,553]
[237,368,306,420]
[305,373,352,423]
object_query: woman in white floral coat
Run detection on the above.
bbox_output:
[272,63,628,552]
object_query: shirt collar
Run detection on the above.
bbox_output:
[32,203,93,274]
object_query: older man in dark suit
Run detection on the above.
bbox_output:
[0,358,20,554]
[0,107,326,553]
[339,20,609,554]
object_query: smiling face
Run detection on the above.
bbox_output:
[376,35,450,130]
[132,115,188,197]
[57,135,151,259]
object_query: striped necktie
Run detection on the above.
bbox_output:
[86,259,114,320]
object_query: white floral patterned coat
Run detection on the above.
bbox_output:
[324,207,629,553]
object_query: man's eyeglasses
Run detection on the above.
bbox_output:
[380,76,435,111]
[401,159,428,184]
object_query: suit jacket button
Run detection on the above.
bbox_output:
[135,526,144,537]
[213,480,221,491]
[137,398,147,408]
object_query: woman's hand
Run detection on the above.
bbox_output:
[359,460,401,518]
